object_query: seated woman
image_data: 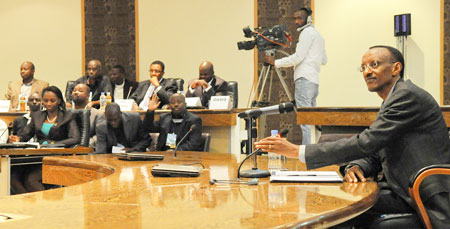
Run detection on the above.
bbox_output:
[9,86,80,193]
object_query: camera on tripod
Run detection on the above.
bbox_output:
[237,25,291,51]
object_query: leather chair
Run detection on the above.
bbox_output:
[68,109,90,147]
[201,133,211,152]
[148,133,159,152]
[65,80,77,102]
[226,81,238,108]
[165,78,184,93]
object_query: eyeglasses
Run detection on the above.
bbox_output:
[359,60,396,72]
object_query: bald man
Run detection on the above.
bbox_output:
[5,61,49,111]
[186,61,228,107]
[66,59,112,108]
[95,103,149,153]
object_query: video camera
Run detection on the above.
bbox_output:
[237,25,290,51]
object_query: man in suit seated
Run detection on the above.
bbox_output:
[5,61,49,111]
[110,64,138,100]
[143,93,203,151]
[95,103,149,153]
[66,59,112,108]
[255,46,450,228]
[186,61,228,107]
[71,83,103,148]
[131,60,177,110]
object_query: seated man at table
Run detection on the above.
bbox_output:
[110,64,138,100]
[143,93,202,151]
[185,61,228,107]
[71,83,104,148]
[66,59,112,108]
[95,103,149,153]
[255,46,450,228]
[131,60,177,110]
[5,61,49,111]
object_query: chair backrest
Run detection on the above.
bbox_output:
[68,109,90,146]
[226,81,238,108]
[165,78,184,93]
[65,80,77,102]
[201,133,211,152]
[149,133,159,151]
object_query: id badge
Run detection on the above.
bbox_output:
[166,133,177,149]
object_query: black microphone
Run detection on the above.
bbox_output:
[174,124,197,157]
[238,102,295,118]
[278,129,289,138]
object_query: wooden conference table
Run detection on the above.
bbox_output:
[0,151,378,228]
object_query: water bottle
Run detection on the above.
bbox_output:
[268,130,282,174]
[106,92,112,105]
[19,93,27,111]
[100,92,106,109]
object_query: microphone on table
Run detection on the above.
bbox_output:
[174,124,197,157]
[238,102,295,119]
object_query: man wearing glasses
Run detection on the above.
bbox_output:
[66,59,112,108]
[256,46,450,227]
[131,60,177,110]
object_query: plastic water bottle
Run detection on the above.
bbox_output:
[100,92,106,109]
[268,130,282,174]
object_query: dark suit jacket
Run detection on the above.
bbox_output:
[111,79,138,100]
[95,112,149,153]
[66,75,113,103]
[19,110,80,147]
[142,110,202,151]
[305,79,450,227]
[130,78,177,108]
[13,115,30,135]
[185,76,228,107]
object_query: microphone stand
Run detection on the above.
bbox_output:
[239,116,270,178]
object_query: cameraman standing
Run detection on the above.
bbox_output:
[265,7,327,145]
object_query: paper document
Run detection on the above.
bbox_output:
[270,171,343,183]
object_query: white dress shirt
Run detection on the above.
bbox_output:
[275,26,327,84]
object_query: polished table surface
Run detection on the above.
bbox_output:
[0,152,378,228]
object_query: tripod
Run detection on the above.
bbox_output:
[247,49,293,108]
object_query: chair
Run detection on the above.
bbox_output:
[65,80,77,102]
[68,109,90,147]
[148,133,159,151]
[201,133,211,152]
[226,81,238,108]
[165,78,184,93]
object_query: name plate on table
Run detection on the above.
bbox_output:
[0,100,11,112]
[115,99,134,111]
[209,96,231,109]
[270,171,343,183]
[185,97,202,108]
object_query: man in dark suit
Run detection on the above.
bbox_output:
[185,61,228,107]
[255,46,450,228]
[95,103,149,153]
[131,60,177,109]
[110,65,138,100]
[66,59,113,108]
[143,93,202,151]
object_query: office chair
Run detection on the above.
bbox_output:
[201,133,211,152]
[68,109,90,147]
[226,81,238,108]
[65,80,76,102]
